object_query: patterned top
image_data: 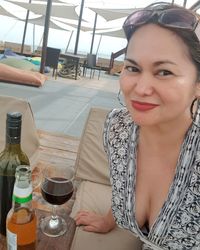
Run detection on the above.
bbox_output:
[103,108,200,250]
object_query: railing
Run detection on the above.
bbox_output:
[108,47,126,74]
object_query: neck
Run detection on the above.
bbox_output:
[138,116,192,152]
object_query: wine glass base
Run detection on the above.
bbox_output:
[40,215,67,237]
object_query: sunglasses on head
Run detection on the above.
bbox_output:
[123,8,200,41]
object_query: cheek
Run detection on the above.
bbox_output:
[166,79,196,101]
[158,85,194,109]
[119,73,133,95]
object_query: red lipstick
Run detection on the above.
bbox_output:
[131,101,159,111]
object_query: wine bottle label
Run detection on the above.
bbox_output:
[13,185,33,204]
[6,229,17,250]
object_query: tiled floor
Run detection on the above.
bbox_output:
[0,71,121,137]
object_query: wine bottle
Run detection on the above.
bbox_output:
[0,112,30,235]
[6,165,36,250]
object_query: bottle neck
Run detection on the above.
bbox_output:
[5,143,22,151]
[6,125,21,145]
[12,179,33,210]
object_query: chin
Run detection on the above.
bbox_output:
[133,119,156,127]
[129,111,158,127]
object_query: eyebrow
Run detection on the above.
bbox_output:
[124,58,177,66]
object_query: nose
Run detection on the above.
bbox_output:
[134,73,154,96]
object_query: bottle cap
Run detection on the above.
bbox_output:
[7,112,22,128]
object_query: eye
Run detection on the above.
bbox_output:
[157,70,173,76]
[124,65,140,73]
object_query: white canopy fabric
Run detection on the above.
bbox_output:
[32,0,61,2]
[89,7,138,21]
[27,16,67,31]
[56,22,93,32]
[95,28,125,38]
[8,1,79,20]
[0,6,19,19]
[51,17,93,31]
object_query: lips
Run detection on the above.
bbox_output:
[131,100,159,111]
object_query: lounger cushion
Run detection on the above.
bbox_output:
[74,107,110,185]
[70,181,143,250]
[0,63,47,87]
[0,57,39,71]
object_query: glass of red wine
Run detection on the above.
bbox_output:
[40,166,74,237]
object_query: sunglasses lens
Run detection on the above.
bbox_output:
[123,8,198,40]
[160,9,197,29]
[123,10,153,39]
[124,10,153,26]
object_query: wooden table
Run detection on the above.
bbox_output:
[35,188,76,250]
[36,209,76,250]
[0,195,76,250]
[0,130,80,250]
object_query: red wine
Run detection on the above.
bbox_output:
[41,177,73,205]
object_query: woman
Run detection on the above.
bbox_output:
[76,2,200,249]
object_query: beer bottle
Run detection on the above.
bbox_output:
[6,165,36,250]
[0,112,30,235]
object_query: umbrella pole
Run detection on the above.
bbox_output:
[74,0,85,55]
[96,35,102,56]
[40,0,52,74]
[90,12,98,54]
[21,0,31,54]
[33,24,35,53]
[65,30,74,53]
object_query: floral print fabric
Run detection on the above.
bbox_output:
[103,108,200,250]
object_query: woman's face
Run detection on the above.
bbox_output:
[120,24,200,127]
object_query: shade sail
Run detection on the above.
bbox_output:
[95,28,125,38]
[89,7,138,21]
[51,17,93,31]
[0,6,19,18]
[8,1,79,20]
[27,16,67,30]
[32,0,60,2]
[50,18,85,31]
[0,4,69,31]
[60,22,92,32]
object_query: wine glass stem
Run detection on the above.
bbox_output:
[51,205,58,220]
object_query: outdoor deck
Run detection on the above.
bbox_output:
[0,72,120,138]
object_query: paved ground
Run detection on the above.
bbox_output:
[0,71,121,137]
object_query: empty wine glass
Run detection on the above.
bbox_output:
[32,167,42,190]
[40,166,74,237]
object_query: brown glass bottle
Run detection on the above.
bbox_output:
[0,112,30,235]
[6,165,36,250]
